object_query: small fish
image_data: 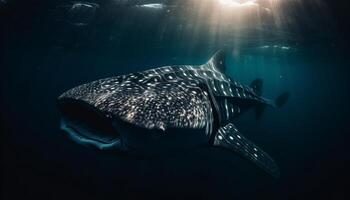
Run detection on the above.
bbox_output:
[57,50,288,177]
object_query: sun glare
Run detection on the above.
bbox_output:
[218,0,259,8]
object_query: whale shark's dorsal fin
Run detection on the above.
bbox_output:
[204,50,227,74]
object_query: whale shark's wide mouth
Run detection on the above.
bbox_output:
[58,99,122,150]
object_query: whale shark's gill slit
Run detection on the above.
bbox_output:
[58,99,121,150]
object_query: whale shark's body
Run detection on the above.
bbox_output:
[58,51,288,177]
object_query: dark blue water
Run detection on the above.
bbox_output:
[1,1,348,199]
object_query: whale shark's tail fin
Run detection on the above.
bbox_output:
[250,78,263,96]
[254,92,290,119]
[275,92,290,108]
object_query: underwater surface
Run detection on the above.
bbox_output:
[1,0,348,199]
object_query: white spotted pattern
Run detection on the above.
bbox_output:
[213,123,280,177]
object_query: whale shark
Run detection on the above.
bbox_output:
[57,50,288,177]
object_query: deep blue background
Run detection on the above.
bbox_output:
[1,1,348,199]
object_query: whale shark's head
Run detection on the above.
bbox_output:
[58,98,123,150]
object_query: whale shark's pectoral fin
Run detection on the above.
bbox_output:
[213,123,280,178]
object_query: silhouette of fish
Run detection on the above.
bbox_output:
[57,50,288,177]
